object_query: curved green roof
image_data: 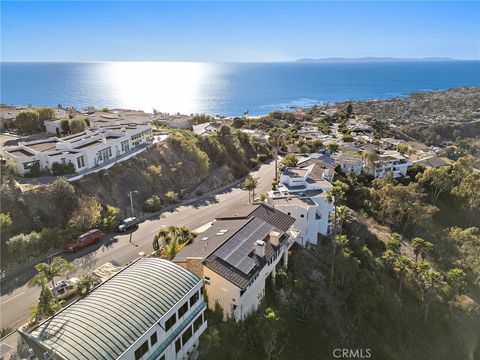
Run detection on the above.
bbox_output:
[20,258,201,360]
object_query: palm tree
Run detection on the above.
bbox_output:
[164,237,179,260]
[419,268,443,323]
[244,175,259,203]
[77,275,95,296]
[30,285,59,323]
[411,237,433,262]
[396,256,413,292]
[326,181,349,289]
[202,327,221,356]
[447,268,466,311]
[268,131,282,182]
[152,226,194,259]
[335,205,353,234]
[280,153,298,168]
[153,228,170,256]
[28,257,76,289]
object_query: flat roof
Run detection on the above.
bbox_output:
[19,258,200,360]
[26,141,58,152]
[283,168,309,177]
[7,148,34,157]
[75,140,104,149]
[269,196,316,207]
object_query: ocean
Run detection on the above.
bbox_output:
[1,61,479,116]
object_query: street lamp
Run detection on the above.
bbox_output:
[128,190,139,217]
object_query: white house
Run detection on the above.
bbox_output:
[153,114,193,129]
[363,151,413,179]
[19,258,207,360]
[268,160,334,246]
[173,204,298,321]
[192,122,222,136]
[335,154,364,175]
[2,123,152,176]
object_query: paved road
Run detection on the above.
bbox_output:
[0,160,276,332]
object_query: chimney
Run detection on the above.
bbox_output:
[269,231,281,246]
[254,240,265,258]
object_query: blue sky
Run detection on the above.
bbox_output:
[1,1,479,61]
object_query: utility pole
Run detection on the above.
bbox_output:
[128,190,138,218]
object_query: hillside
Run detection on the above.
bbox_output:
[0,127,270,266]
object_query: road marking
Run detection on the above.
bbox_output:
[1,291,25,305]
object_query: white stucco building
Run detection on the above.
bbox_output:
[192,122,222,136]
[19,258,207,360]
[267,158,334,246]
[335,154,364,175]
[2,123,152,176]
[363,151,413,179]
[174,204,297,321]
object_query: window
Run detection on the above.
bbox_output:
[175,338,181,353]
[165,313,176,331]
[150,332,157,346]
[181,325,193,345]
[134,340,149,360]
[76,156,85,168]
[204,276,211,285]
[300,214,305,218]
[193,314,203,332]
[190,291,199,307]
[121,140,130,152]
[97,147,111,162]
[178,302,189,319]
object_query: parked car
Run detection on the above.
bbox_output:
[115,217,139,233]
[64,229,105,252]
[50,278,80,300]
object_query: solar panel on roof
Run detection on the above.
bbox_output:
[215,217,276,275]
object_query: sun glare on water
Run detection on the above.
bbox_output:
[106,62,217,114]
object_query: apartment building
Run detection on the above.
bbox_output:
[2,123,152,176]
[19,258,207,360]
[174,204,297,321]
[268,158,334,246]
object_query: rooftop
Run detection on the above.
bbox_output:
[175,204,295,289]
[19,258,200,360]
[283,167,309,177]
[268,196,316,208]
[6,148,34,157]
[173,218,251,262]
[27,140,58,152]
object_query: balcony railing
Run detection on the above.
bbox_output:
[146,300,206,360]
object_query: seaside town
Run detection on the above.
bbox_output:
[1,86,480,360]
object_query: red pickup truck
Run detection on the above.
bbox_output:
[64,229,105,252]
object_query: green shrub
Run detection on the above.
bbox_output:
[24,162,42,178]
[249,158,258,168]
[165,191,178,204]
[257,153,268,162]
[342,134,354,142]
[51,162,75,176]
[144,195,163,212]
